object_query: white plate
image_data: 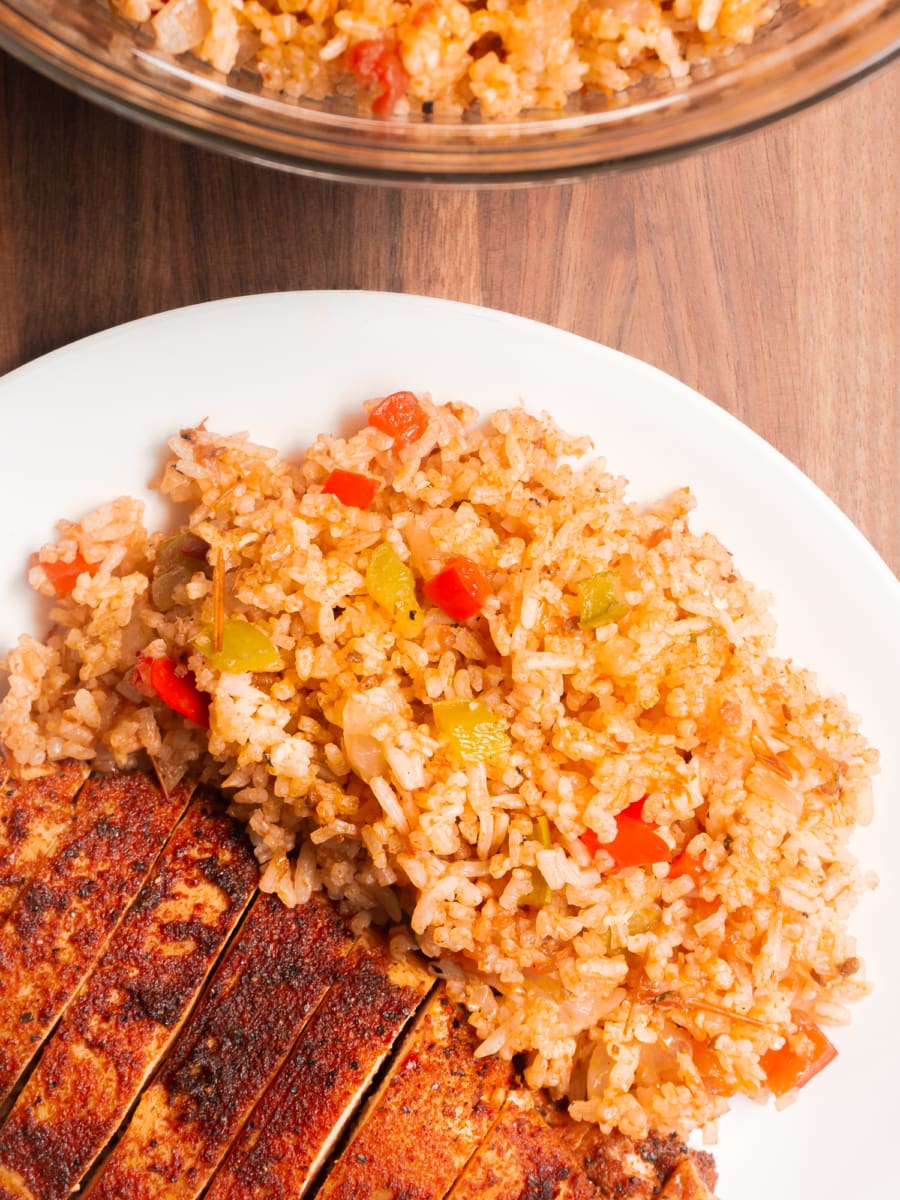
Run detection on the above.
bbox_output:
[1,292,897,1199]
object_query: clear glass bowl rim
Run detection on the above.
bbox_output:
[0,0,897,184]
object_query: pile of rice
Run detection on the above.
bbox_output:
[0,397,876,1138]
[112,0,778,118]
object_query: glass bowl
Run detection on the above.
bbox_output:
[0,0,897,185]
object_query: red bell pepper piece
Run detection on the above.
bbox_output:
[580,829,602,856]
[424,557,493,621]
[345,39,410,116]
[131,653,156,699]
[581,795,670,869]
[132,653,210,728]
[668,851,703,881]
[40,552,98,597]
[368,391,428,447]
[411,1,435,26]
[760,1017,837,1097]
[322,469,380,510]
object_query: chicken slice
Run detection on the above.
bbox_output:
[446,1088,596,1200]
[316,986,513,1200]
[84,891,355,1200]
[0,772,190,1108]
[0,760,88,923]
[207,931,434,1200]
[0,793,259,1200]
[576,1126,718,1199]
[448,1086,720,1200]
[657,1156,719,1198]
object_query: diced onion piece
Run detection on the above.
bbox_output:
[341,686,402,782]
[746,762,804,817]
[690,1038,731,1096]
[152,0,212,55]
[232,29,261,70]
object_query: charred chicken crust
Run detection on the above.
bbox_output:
[0,793,257,1200]
[0,773,189,1108]
[0,770,719,1199]
[84,891,354,1200]
[0,759,87,923]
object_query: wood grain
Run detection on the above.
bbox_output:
[0,51,897,574]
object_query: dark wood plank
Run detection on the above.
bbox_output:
[0,51,896,574]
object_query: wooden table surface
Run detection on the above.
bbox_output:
[1,52,897,575]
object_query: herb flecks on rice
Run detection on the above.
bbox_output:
[0,397,876,1139]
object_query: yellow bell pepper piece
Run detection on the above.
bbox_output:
[195,618,283,673]
[433,699,510,764]
[365,543,424,639]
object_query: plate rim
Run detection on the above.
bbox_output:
[0,290,896,1198]
[4,289,897,596]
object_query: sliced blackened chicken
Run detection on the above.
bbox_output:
[657,1157,719,1199]
[577,1127,718,1199]
[0,773,190,1107]
[446,1089,595,1200]
[0,761,87,923]
[84,892,355,1200]
[0,793,258,1200]
[0,766,723,1200]
[207,932,434,1200]
[449,1089,719,1200]
[316,987,513,1200]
